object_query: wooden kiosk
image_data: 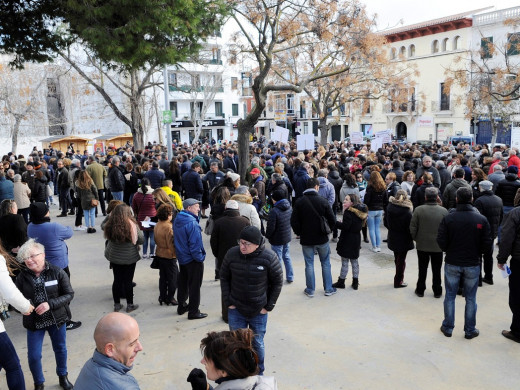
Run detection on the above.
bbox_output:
[40,135,90,154]
[94,134,134,153]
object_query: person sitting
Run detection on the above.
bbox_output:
[187,329,277,390]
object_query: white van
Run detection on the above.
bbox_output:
[447,135,476,147]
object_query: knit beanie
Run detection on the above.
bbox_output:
[239,226,263,245]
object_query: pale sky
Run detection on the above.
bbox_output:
[362,1,520,31]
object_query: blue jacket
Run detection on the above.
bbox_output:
[173,210,205,265]
[144,167,165,189]
[75,349,140,390]
[318,177,335,207]
[0,176,14,202]
[265,199,292,245]
[182,169,203,200]
[292,166,310,198]
[27,221,73,269]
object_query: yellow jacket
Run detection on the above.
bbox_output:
[161,186,183,210]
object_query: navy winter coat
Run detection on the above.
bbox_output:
[292,166,310,199]
[181,169,203,200]
[265,199,292,245]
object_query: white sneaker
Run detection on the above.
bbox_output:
[371,247,378,253]
[74,226,87,231]
[375,247,381,252]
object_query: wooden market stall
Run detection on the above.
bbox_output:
[94,133,134,153]
[40,135,90,154]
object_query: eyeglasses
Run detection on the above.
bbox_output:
[237,240,254,247]
[25,253,43,261]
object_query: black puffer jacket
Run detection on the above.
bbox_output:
[265,198,292,245]
[437,204,492,267]
[364,186,388,211]
[385,199,414,253]
[32,176,48,203]
[181,169,203,200]
[220,241,283,318]
[15,262,74,330]
[474,190,503,238]
[496,173,520,207]
[497,206,520,264]
[336,204,367,259]
[327,170,343,211]
[291,190,335,246]
[210,209,251,264]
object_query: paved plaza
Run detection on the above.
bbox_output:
[1,205,519,389]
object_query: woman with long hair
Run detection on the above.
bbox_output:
[187,329,277,390]
[131,178,156,258]
[401,170,415,197]
[364,171,388,252]
[75,170,99,233]
[470,167,487,201]
[0,242,33,390]
[385,189,414,288]
[167,159,182,193]
[103,204,144,312]
[153,204,178,306]
[210,186,230,221]
[153,188,175,210]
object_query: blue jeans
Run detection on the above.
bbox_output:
[27,324,68,385]
[84,207,96,228]
[271,243,294,282]
[228,308,268,375]
[0,331,26,390]
[143,230,155,255]
[367,210,383,248]
[111,191,124,201]
[302,243,333,294]
[442,264,480,335]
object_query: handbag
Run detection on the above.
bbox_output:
[304,196,332,235]
[204,215,214,235]
[91,198,99,207]
[150,255,160,269]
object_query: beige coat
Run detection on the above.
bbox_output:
[13,181,31,209]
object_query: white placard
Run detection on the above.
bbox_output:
[350,131,365,144]
[297,134,315,151]
[375,129,392,144]
[370,138,383,151]
[272,126,289,143]
[511,126,520,148]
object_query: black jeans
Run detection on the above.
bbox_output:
[177,261,204,316]
[112,263,136,304]
[416,250,443,295]
[95,189,106,216]
[481,244,494,280]
[58,188,72,214]
[74,204,83,227]
[157,257,179,302]
[393,251,408,287]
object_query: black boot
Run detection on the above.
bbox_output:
[352,278,359,290]
[332,277,346,289]
[59,375,73,390]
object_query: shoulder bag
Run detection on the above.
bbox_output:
[304,195,332,235]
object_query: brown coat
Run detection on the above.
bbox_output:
[154,220,176,259]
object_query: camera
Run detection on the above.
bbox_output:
[0,310,10,321]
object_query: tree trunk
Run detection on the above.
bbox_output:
[237,121,253,182]
[319,116,329,146]
[11,117,21,155]
[130,70,145,150]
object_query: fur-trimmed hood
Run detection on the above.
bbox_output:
[231,193,253,204]
[389,195,413,211]
[348,204,368,221]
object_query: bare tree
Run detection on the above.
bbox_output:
[0,62,47,154]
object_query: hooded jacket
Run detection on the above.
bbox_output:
[318,176,335,207]
[265,198,292,246]
[231,194,261,229]
[173,210,206,265]
[385,196,414,253]
[336,204,367,259]
[131,187,156,231]
[292,166,310,199]
[220,240,283,318]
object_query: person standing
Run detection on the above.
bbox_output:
[265,190,294,283]
[210,200,250,322]
[497,205,520,343]
[56,160,72,217]
[182,162,204,203]
[86,156,107,216]
[75,170,99,234]
[144,160,166,189]
[220,226,283,375]
[364,171,388,252]
[108,157,125,202]
[415,156,441,188]
[385,189,414,289]
[0,243,34,390]
[291,178,336,297]
[74,313,143,390]
[174,199,207,319]
[474,180,503,285]
[15,239,75,390]
[410,187,448,298]
[442,168,471,209]
[131,178,156,258]
[13,174,31,225]
[437,187,492,339]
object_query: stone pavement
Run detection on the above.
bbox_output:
[1,205,519,389]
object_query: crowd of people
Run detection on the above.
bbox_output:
[1,136,520,389]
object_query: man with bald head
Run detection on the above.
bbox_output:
[74,313,143,389]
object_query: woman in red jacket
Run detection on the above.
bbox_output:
[131,178,156,258]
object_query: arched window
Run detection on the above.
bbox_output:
[408,44,415,57]
[453,36,460,50]
[442,38,449,51]
[390,47,397,59]
[432,40,439,53]
[400,46,406,56]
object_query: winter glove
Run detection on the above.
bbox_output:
[187,368,208,390]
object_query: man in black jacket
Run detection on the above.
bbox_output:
[220,226,283,375]
[474,180,503,285]
[437,187,492,339]
[107,156,125,201]
[497,205,520,343]
[291,178,336,297]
